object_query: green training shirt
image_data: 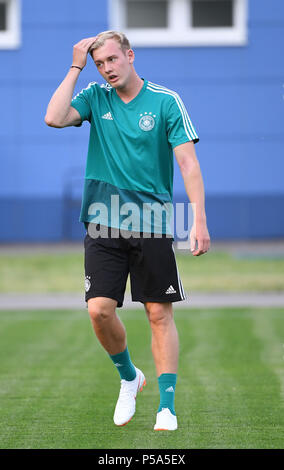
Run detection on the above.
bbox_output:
[71,79,199,234]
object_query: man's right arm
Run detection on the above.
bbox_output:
[44,37,97,128]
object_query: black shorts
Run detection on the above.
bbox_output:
[84,227,186,307]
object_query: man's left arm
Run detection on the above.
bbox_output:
[174,141,210,256]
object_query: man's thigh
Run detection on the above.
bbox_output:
[84,233,129,308]
[129,237,186,304]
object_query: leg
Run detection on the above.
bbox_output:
[88,296,146,426]
[84,234,145,426]
[145,301,179,430]
[144,301,179,376]
[88,296,126,355]
[84,231,129,356]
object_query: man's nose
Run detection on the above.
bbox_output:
[104,63,112,74]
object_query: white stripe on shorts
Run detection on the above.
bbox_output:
[172,243,186,300]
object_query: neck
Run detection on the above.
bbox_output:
[115,73,144,103]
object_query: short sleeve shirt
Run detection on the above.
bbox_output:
[71,79,199,234]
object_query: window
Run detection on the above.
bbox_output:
[109,0,248,47]
[0,0,21,49]
[0,3,7,30]
[126,0,168,28]
[191,0,233,27]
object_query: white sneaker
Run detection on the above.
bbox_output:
[154,408,178,431]
[113,367,146,426]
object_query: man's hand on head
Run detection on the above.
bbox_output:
[72,37,98,70]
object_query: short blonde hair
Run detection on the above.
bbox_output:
[89,30,131,56]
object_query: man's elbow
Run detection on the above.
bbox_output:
[44,114,63,128]
[179,156,200,177]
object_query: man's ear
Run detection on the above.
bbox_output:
[127,49,135,64]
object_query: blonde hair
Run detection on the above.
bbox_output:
[89,30,131,56]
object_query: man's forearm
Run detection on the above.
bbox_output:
[181,162,207,225]
[45,36,97,127]
[45,68,80,127]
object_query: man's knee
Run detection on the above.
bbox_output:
[145,302,173,326]
[88,297,117,324]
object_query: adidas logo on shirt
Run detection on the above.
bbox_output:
[101,112,113,120]
[165,285,177,294]
[165,386,175,392]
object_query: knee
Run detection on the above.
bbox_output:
[88,298,116,324]
[145,302,173,327]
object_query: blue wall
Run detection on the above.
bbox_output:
[1,0,284,241]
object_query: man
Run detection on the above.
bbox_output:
[45,31,210,431]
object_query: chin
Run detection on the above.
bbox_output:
[114,79,127,90]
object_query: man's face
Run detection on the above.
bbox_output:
[92,39,133,89]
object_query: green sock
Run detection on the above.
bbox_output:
[158,373,177,415]
[109,346,136,381]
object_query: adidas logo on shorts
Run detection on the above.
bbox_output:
[165,285,176,294]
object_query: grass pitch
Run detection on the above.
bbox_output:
[0,250,284,293]
[0,307,283,449]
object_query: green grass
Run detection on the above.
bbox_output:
[0,307,284,449]
[0,251,284,293]
[176,251,284,292]
[0,253,84,293]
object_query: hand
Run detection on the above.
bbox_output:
[72,37,98,69]
[190,222,210,256]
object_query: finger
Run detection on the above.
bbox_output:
[196,239,205,252]
[75,37,97,50]
[84,37,98,48]
[192,239,208,256]
[192,247,206,256]
[79,37,98,45]
[193,249,207,256]
[190,236,196,253]
[202,238,210,253]
[205,240,211,252]
[80,41,97,51]
[88,39,98,52]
